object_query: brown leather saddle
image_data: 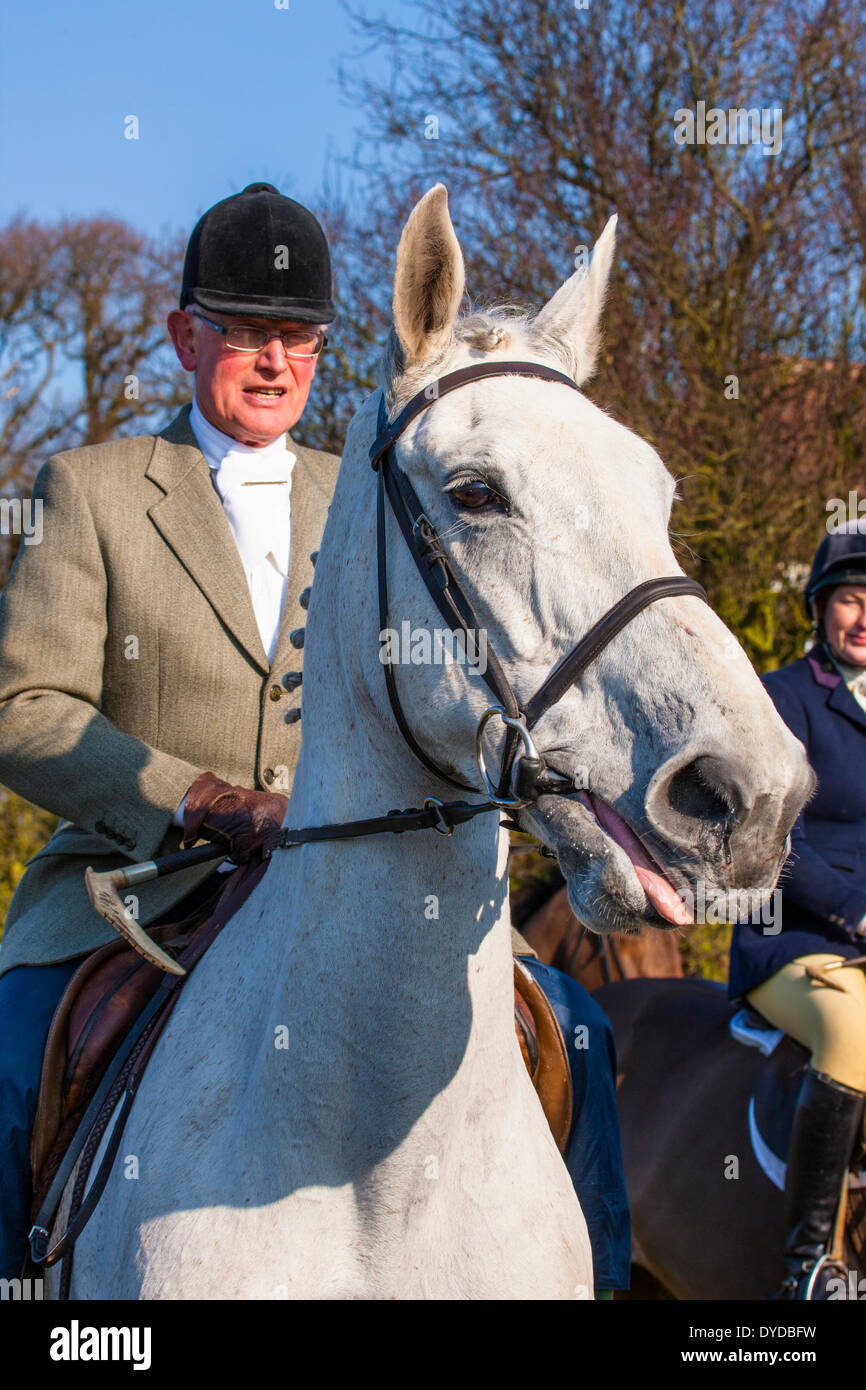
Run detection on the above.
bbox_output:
[29,877,226,1216]
[513,956,573,1150]
[31,922,574,1219]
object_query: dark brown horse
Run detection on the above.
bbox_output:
[518,883,683,990]
[595,977,866,1300]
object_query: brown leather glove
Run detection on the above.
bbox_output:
[181,772,288,863]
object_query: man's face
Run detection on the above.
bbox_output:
[167,307,322,446]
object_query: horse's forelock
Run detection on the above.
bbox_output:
[379,304,577,416]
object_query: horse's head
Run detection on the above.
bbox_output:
[331,184,813,934]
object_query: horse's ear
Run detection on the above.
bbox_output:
[533,214,617,385]
[393,184,466,365]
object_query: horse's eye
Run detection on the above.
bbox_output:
[449,481,502,510]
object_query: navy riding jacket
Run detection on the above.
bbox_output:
[728,645,866,1002]
[519,957,632,1292]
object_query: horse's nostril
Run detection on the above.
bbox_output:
[667,759,736,828]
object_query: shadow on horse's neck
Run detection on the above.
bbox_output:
[276,744,512,966]
[264,552,514,984]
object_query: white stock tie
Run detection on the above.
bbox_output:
[211,452,293,577]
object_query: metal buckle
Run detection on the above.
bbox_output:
[412,513,432,539]
[28,1224,49,1263]
[424,797,453,835]
[802,1252,834,1301]
[474,707,540,808]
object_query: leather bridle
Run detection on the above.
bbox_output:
[366,359,708,818]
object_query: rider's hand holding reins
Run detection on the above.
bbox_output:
[181,772,288,863]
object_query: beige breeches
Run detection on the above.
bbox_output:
[747,954,866,1093]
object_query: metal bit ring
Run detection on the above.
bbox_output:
[474,706,540,808]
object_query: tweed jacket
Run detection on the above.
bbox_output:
[0,405,340,977]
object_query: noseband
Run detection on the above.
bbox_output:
[368,360,708,810]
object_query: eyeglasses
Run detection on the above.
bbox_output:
[189,309,327,358]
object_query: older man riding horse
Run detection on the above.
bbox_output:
[0,181,632,1295]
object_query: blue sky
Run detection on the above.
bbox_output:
[0,0,401,236]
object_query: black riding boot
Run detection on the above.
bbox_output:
[776,1068,866,1300]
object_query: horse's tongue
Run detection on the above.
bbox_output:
[576,791,691,926]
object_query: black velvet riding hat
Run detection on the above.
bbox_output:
[806,521,866,619]
[180,182,336,323]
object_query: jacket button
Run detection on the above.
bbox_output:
[290,628,305,649]
[284,708,301,724]
[282,671,302,690]
[263,768,275,785]
[299,587,311,610]
[268,685,282,701]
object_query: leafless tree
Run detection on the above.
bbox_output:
[0,216,189,577]
[333,0,866,666]
[0,217,188,485]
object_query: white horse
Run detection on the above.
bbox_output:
[53,185,812,1299]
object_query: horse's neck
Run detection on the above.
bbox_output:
[234,501,517,1127]
[273,709,516,1047]
[238,757,515,1158]
[284,440,514,996]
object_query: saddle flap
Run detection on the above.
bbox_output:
[513,958,573,1153]
[29,878,226,1211]
[30,943,166,1206]
[514,987,540,1075]
[31,938,127,1184]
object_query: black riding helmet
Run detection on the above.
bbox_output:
[805,520,866,622]
[180,182,336,324]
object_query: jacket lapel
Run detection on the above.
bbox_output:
[827,678,866,733]
[146,406,270,672]
[808,649,866,734]
[269,441,319,676]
